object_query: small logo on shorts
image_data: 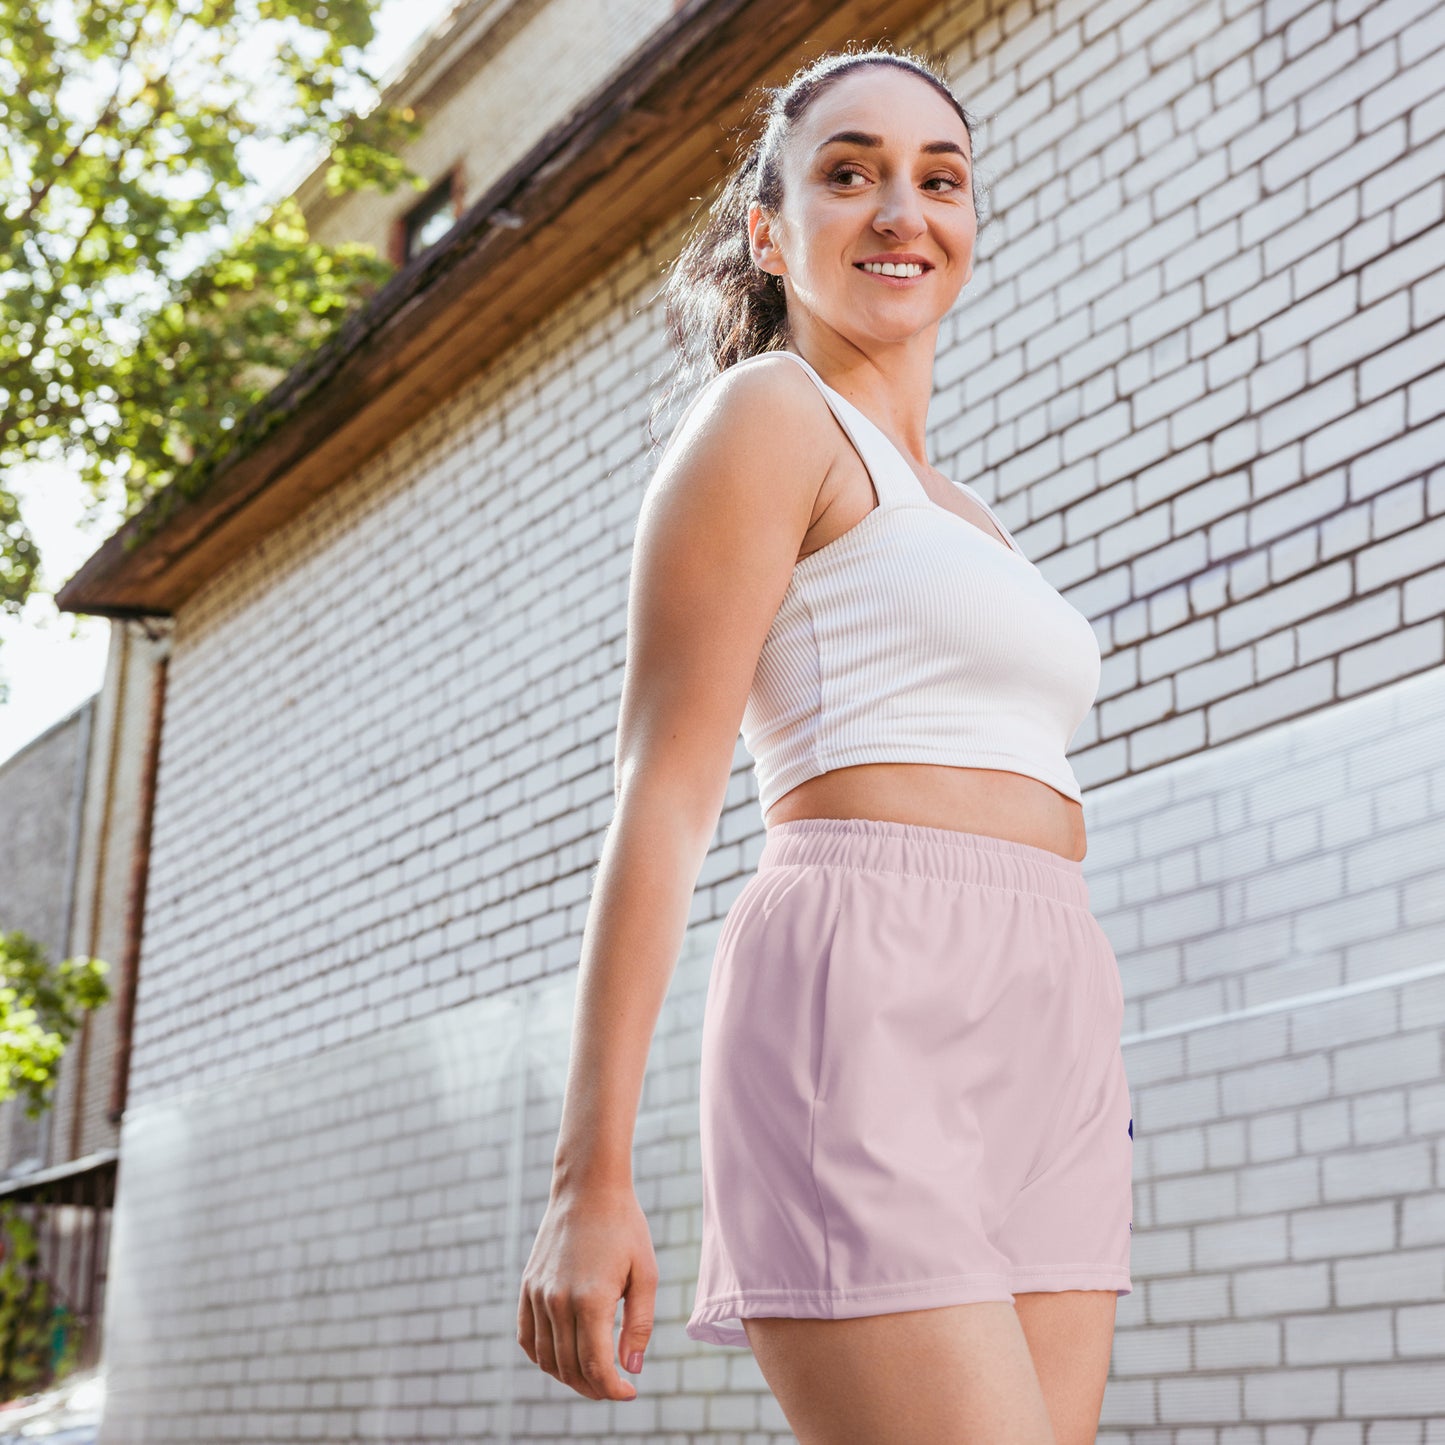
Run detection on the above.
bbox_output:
[1127,1116,1133,1139]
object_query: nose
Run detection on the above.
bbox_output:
[871,179,927,241]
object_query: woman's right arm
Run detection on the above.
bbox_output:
[515,357,833,1401]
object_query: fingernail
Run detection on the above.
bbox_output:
[626,1350,644,1373]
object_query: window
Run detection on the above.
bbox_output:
[401,174,460,261]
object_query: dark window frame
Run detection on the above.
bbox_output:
[393,166,465,265]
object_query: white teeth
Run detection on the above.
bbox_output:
[861,261,925,277]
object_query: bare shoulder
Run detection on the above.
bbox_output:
[636,350,837,610]
[653,350,838,500]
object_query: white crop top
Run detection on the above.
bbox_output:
[737,348,1102,812]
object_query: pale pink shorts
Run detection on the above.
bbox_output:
[686,817,1134,1349]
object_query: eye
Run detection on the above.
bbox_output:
[826,163,967,193]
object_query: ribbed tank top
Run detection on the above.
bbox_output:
[739,348,1102,812]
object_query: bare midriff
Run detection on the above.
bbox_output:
[767,393,1089,862]
[763,764,1087,862]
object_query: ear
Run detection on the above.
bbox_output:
[748,201,786,281]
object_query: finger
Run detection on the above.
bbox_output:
[618,1257,657,1376]
[517,1283,537,1364]
[550,1298,603,1400]
[576,1302,637,1401]
[532,1292,564,1387]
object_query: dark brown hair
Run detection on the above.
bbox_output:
[647,44,990,447]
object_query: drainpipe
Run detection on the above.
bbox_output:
[40,693,96,1172]
[106,624,170,1128]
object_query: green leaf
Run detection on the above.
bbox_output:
[0,0,424,636]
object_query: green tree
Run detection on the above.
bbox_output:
[0,0,427,634]
[0,1202,81,1395]
[0,929,109,1120]
[0,925,107,1392]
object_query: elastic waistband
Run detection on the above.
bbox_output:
[759,817,1089,908]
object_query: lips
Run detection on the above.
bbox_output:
[854,259,933,284]
[854,255,934,270]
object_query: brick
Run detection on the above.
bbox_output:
[1218,561,1354,651]
[1294,982,1392,1051]
[1110,1323,1191,1374]
[1373,126,1442,226]
[1335,1248,1445,1306]
[1155,1170,1241,1226]
[1344,1363,1445,1415]
[1313,391,1410,480]
[1234,1262,1333,1316]
[1286,1309,1395,1363]
[1210,660,1336,743]
[1293,1201,1398,1258]
[1335,1032,1443,1095]
[1148,1272,1233,1323]
[1361,220,1445,310]
[1242,1367,1341,1418]
[1250,1110,1301,1162]
[1132,710,1211,768]
[1101,678,1175,736]
[1402,1192,1445,1246]
[1159,1371,1246,1422]
[1195,1213,1292,1268]
[1397,1302,1445,1357]
[1361,318,1445,403]
[1323,1144,1434,1202]
[1196,1319,1284,1370]
[1176,649,1255,712]
[1237,1157,1322,1215]
[1360,0,1439,47]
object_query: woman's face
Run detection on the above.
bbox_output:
[751,66,977,346]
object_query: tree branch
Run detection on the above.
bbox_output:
[23,7,150,221]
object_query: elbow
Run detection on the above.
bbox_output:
[613,761,724,845]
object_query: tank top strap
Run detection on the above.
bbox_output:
[772,350,929,510]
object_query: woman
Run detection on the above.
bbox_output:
[517,45,1133,1444]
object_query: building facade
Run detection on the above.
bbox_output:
[54,0,1445,1437]
[0,616,172,1378]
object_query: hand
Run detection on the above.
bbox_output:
[517,1182,656,1401]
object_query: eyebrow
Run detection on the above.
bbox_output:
[814,129,971,167]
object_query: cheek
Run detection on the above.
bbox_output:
[800,195,861,244]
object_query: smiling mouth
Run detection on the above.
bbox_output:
[854,261,933,278]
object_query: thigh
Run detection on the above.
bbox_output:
[742,1301,1057,1445]
[1013,1289,1117,1445]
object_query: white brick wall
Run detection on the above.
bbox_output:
[1090,667,1445,1437]
[101,0,1445,1436]
[933,0,1445,793]
[124,236,669,1108]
